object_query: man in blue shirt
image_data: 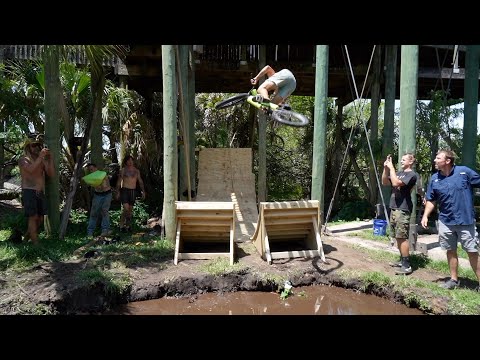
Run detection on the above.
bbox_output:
[421,149,480,291]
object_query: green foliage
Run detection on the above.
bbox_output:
[109,201,150,230]
[333,200,375,221]
[0,211,25,231]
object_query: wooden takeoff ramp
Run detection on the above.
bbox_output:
[196,148,258,242]
[251,200,326,264]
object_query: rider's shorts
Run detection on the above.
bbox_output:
[267,69,296,99]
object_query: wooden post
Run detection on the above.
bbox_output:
[162,45,178,242]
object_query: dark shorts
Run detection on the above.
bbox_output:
[22,189,47,217]
[120,188,136,206]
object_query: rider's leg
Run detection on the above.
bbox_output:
[271,94,285,105]
[255,81,277,102]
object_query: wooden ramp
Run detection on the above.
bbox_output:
[196,148,258,242]
[174,201,235,265]
[251,200,326,264]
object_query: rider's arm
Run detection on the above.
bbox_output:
[251,65,275,84]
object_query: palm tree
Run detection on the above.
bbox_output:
[40,45,126,239]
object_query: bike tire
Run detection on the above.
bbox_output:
[215,93,249,109]
[271,109,309,127]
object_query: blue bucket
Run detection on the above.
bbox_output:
[373,219,387,236]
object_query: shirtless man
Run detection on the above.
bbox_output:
[18,138,55,245]
[115,155,146,232]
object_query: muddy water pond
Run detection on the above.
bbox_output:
[110,285,423,315]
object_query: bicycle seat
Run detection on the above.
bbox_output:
[279,103,292,111]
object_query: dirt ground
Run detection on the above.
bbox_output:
[0,209,457,315]
[3,196,476,315]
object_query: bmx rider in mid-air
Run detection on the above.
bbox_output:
[250,65,296,108]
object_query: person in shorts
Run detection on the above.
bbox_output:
[250,65,296,106]
[18,137,55,245]
[382,153,419,275]
[421,149,480,291]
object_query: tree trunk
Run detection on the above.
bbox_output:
[59,67,106,240]
[43,46,62,235]
[162,45,178,242]
[368,45,381,205]
[0,119,5,189]
[90,92,104,168]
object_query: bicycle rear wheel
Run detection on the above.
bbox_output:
[271,109,309,127]
[215,93,249,109]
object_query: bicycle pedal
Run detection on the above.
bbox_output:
[253,95,264,103]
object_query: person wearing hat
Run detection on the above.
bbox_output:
[18,137,55,245]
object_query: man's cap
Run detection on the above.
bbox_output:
[23,138,42,150]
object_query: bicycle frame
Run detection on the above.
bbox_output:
[245,89,279,113]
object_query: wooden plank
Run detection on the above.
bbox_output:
[261,200,320,210]
[177,253,230,260]
[264,209,318,218]
[181,231,230,238]
[176,212,234,220]
[181,225,231,232]
[271,250,321,260]
[229,221,234,265]
[176,201,234,210]
[180,219,232,226]
[265,217,314,225]
[264,221,272,265]
[312,215,326,262]
[174,222,181,265]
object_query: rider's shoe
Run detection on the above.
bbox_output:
[280,103,292,111]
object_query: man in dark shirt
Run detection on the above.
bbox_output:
[421,149,480,291]
[382,153,418,275]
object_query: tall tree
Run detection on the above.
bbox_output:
[58,45,126,239]
[43,46,62,234]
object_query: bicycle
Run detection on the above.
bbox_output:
[214,89,309,127]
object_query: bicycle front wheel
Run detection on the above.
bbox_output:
[215,93,249,109]
[271,109,309,127]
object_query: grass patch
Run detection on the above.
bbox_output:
[343,244,480,314]
[98,238,174,267]
[78,268,132,296]
[0,234,87,271]
[199,257,248,276]
[347,229,391,243]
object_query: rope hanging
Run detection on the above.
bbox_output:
[323,45,391,231]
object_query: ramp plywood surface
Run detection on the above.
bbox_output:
[196,148,258,242]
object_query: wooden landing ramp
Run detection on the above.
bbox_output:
[251,200,326,264]
[174,201,235,265]
[196,148,258,242]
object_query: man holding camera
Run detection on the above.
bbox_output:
[18,138,54,245]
